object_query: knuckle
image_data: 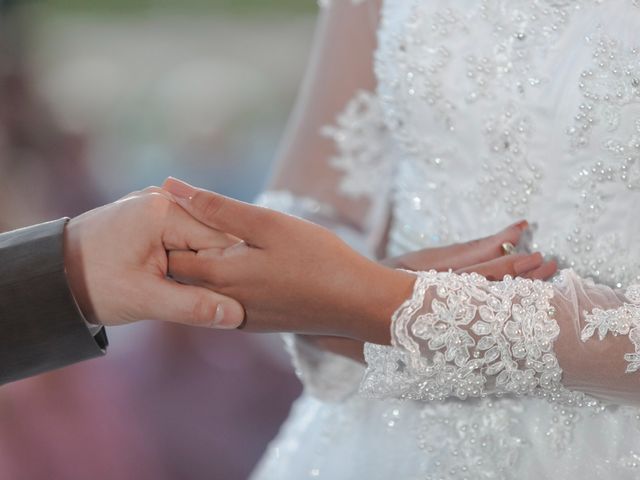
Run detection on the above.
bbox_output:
[122,189,141,200]
[144,191,170,208]
[140,193,172,219]
[196,192,225,220]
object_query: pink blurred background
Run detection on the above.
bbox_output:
[0,1,315,478]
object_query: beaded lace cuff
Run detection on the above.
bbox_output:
[581,285,640,373]
[361,271,589,405]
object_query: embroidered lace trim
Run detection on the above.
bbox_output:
[362,271,593,406]
[581,285,640,373]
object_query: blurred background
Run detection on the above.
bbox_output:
[0,0,318,478]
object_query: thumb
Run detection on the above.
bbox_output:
[142,277,245,329]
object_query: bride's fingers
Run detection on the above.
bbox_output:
[432,220,529,271]
[118,188,240,250]
[521,259,558,280]
[168,250,212,285]
[163,177,272,246]
[387,221,528,272]
[457,252,543,280]
[163,202,240,251]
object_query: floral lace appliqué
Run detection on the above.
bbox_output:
[362,271,586,405]
[581,285,640,373]
[321,90,391,199]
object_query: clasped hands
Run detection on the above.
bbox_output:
[64,178,557,347]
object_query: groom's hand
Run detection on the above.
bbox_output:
[63,187,245,329]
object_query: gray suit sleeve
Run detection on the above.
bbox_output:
[0,218,108,385]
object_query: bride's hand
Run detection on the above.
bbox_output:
[301,224,558,362]
[163,178,555,345]
[164,178,415,341]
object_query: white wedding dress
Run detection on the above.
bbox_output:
[252,1,640,478]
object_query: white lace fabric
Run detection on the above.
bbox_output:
[361,269,640,406]
[320,91,391,199]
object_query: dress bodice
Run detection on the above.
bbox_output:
[376,0,640,288]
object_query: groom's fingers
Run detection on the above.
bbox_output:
[162,177,270,245]
[143,277,244,329]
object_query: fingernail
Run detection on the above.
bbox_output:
[212,304,244,330]
[514,252,543,274]
[512,220,529,231]
[164,177,196,201]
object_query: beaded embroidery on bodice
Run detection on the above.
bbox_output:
[372,0,640,289]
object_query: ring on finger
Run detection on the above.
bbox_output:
[501,242,517,256]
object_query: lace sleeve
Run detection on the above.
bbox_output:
[361,269,640,406]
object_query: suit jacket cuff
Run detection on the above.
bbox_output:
[0,218,108,385]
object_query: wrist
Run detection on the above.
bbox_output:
[347,262,416,345]
[63,218,97,324]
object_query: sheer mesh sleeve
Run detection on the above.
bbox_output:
[361,269,640,406]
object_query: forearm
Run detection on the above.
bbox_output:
[342,263,417,345]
